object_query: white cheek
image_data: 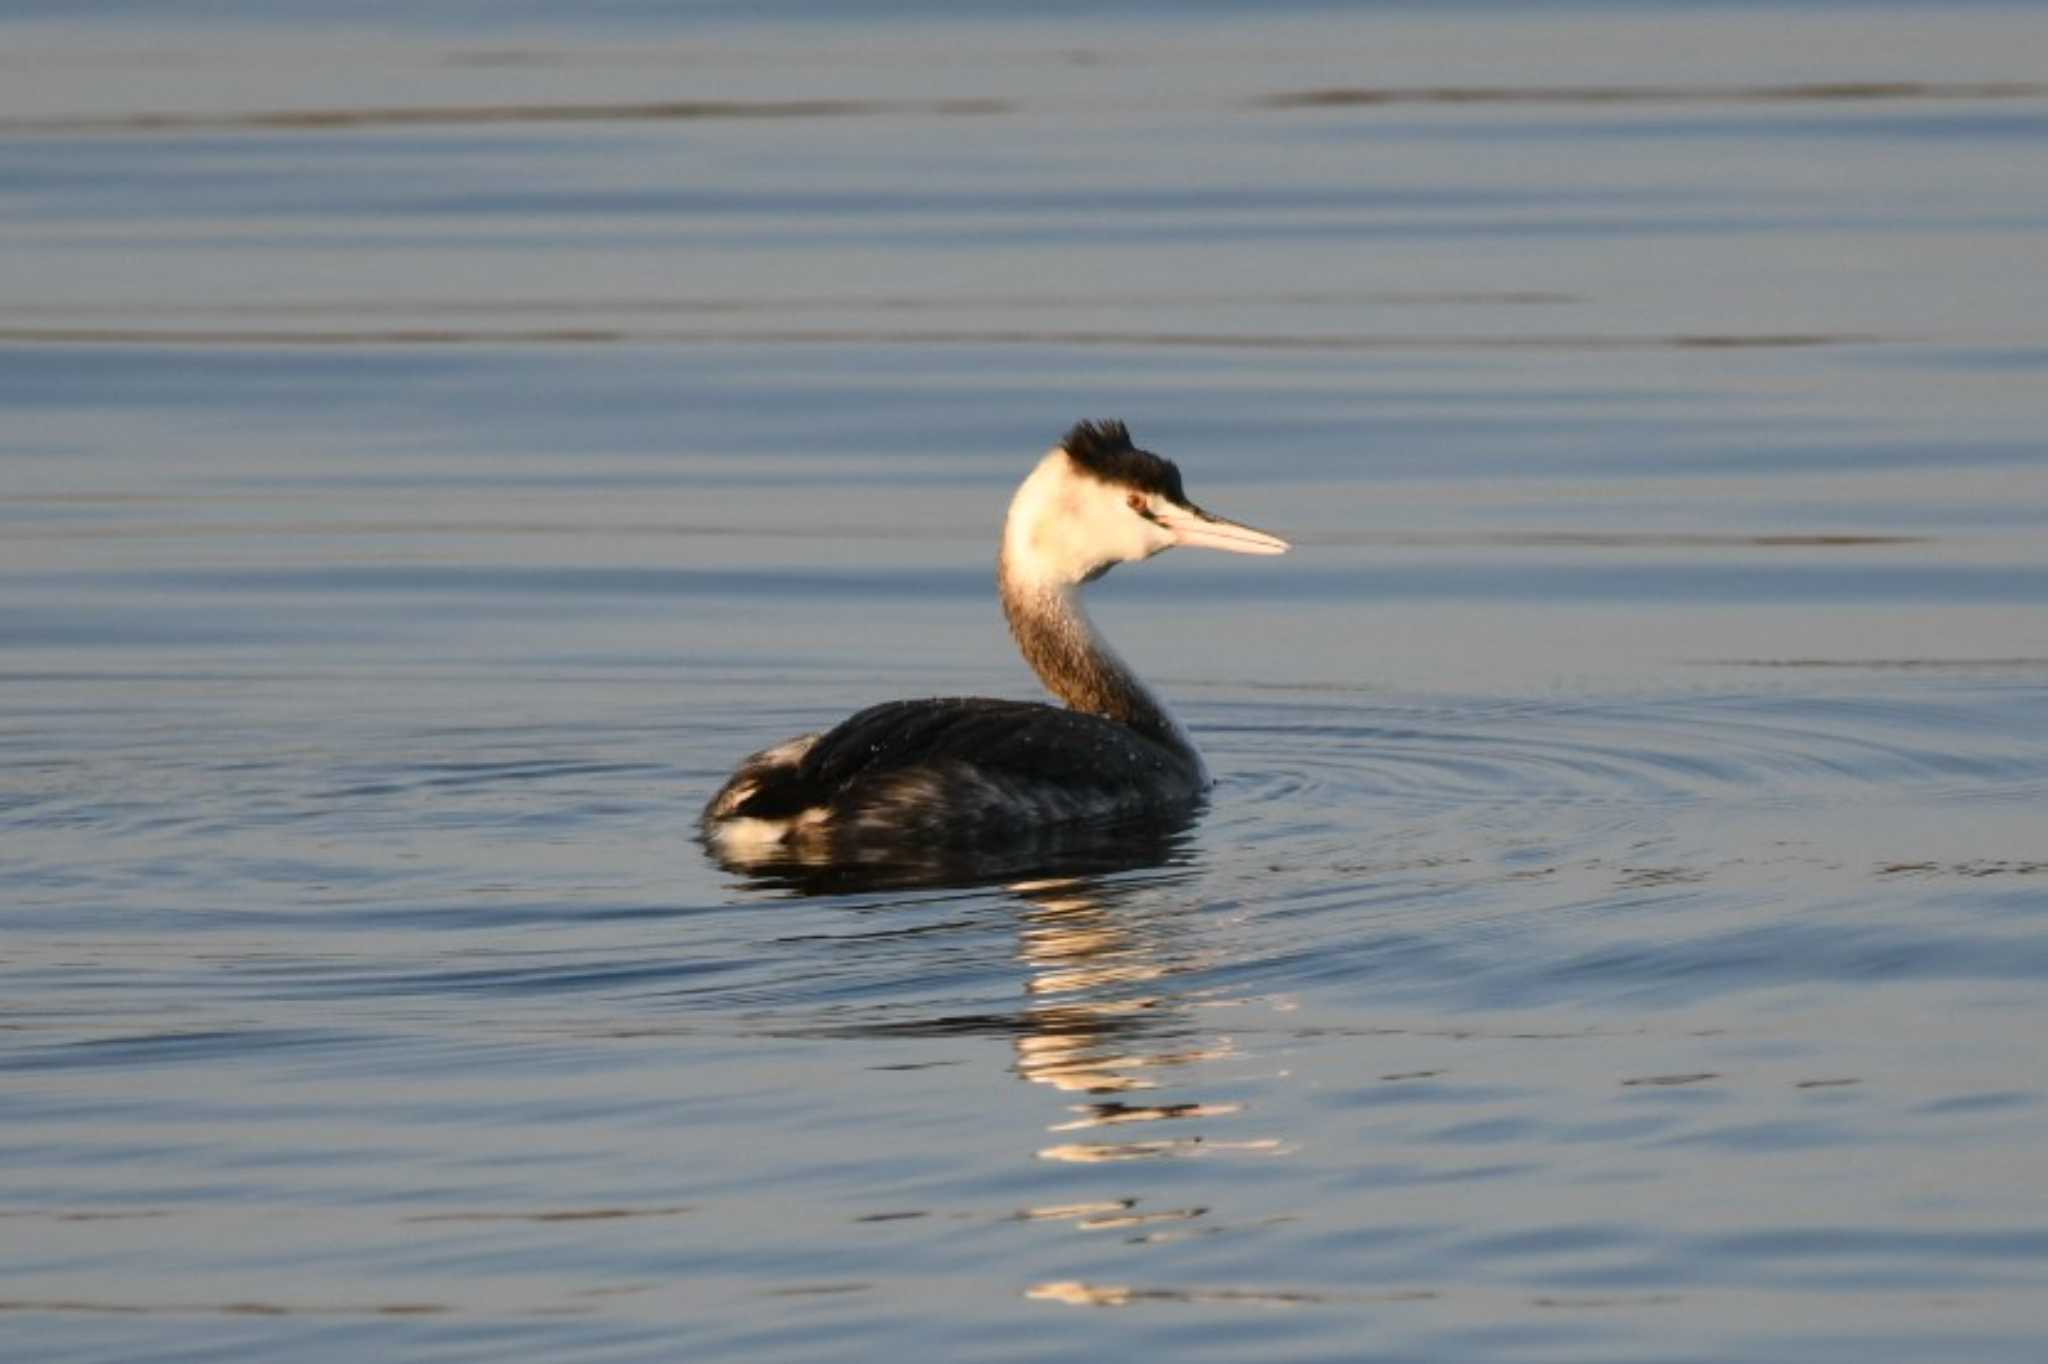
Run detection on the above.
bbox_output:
[1079,499,1134,566]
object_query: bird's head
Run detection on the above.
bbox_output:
[1002,420,1288,588]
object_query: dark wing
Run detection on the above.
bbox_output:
[723,697,1192,826]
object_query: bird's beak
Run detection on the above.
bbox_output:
[1153,502,1290,555]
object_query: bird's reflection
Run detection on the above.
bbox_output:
[711,806,1280,1209]
[1010,875,1275,1170]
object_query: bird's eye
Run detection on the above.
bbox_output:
[1128,493,1158,522]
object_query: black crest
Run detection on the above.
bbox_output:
[1060,420,1188,505]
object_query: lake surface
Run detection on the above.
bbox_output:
[4,3,2048,1360]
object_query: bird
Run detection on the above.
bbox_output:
[701,420,1287,865]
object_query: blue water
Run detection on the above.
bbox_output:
[4,4,2048,1361]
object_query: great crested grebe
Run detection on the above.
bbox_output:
[701,420,1287,860]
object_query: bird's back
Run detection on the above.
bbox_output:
[701,696,1204,851]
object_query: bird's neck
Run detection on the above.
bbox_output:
[998,560,1196,761]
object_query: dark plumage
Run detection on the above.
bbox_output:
[706,697,1202,847]
[1060,420,1188,505]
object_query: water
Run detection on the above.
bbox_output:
[5,3,2048,1360]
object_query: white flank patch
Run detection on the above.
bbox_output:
[705,806,828,861]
